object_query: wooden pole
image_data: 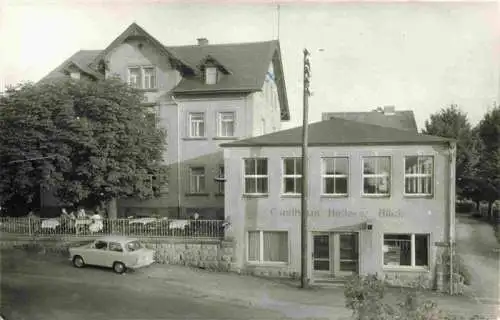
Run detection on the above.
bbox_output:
[301,48,311,289]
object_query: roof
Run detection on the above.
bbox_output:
[168,40,277,94]
[322,110,418,132]
[41,50,102,81]
[39,23,290,120]
[221,117,453,147]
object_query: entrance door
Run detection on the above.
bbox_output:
[312,232,359,280]
[335,232,359,276]
[312,234,331,280]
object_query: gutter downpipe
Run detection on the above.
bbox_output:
[448,141,456,295]
[171,95,182,219]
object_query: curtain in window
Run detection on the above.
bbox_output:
[263,232,288,262]
[248,231,260,261]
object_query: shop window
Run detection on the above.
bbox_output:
[383,234,429,268]
[248,231,288,263]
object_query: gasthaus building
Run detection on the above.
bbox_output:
[220,117,456,288]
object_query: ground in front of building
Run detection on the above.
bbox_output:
[1,249,498,320]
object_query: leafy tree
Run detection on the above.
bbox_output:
[422,105,475,199]
[0,78,168,216]
[475,105,500,219]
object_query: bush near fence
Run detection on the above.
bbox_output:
[0,217,226,239]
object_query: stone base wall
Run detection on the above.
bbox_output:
[383,270,434,289]
[236,264,300,279]
[0,236,234,271]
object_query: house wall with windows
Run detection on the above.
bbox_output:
[223,143,454,286]
[39,23,290,220]
[105,39,182,103]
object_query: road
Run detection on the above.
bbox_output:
[455,213,500,306]
[0,250,292,320]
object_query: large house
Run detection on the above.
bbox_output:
[220,117,456,287]
[41,23,290,219]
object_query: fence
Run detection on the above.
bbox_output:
[0,217,226,239]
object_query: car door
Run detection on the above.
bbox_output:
[107,242,126,267]
[86,240,109,266]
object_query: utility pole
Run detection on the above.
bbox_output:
[301,48,311,289]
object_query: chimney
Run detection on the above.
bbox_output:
[383,105,396,115]
[197,38,209,46]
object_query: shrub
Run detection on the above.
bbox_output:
[344,274,385,311]
[343,275,483,320]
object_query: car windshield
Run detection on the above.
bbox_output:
[126,240,142,252]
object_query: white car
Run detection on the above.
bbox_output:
[68,236,155,274]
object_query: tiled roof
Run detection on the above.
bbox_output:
[167,41,278,94]
[38,25,289,120]
[41,50,102,81]
[322,110,418,132]
[221,117,453,147]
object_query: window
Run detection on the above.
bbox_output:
[94,241,107,250]
[362,156,391,196]
[128,67,141,88]
[205,67,217,85]
[143,67,157,89]
[322,157,349,195]
[128,66,157,89]
[383,234,429,268]
[261,118,266,134]
[404,156,433,196]
[126,240,142,252]
[217,112,235,137]
[283,158,302,194]
[188,112,205,137]
[244,158,268,194]
[109,242,123,252]
[217,165,225,194]
[189,167,206,193]
[248,231,288,263]
[70,72,80,80]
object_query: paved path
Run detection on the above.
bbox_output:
[455,213,500,310]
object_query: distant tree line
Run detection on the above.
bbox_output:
[422,104,500,220]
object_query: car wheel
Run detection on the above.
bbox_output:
[73,255,85,268]
[113,261,126,274]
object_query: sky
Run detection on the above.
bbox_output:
[1,0,499,131]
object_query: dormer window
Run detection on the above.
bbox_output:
[70,72,81,80]
[205,67,218,85]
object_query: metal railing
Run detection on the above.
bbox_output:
[0,217,226,239]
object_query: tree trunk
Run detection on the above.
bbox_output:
[488,201,494,222]
[475,201,480,212]
[107,198,117,219]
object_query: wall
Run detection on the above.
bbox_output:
[224,143,453,287]
[0,236,234,271]
[249,61,282,136]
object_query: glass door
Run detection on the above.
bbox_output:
[312,234,331,279]
[336,233,359,276]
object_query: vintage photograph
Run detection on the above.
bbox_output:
[0,1,499,319]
